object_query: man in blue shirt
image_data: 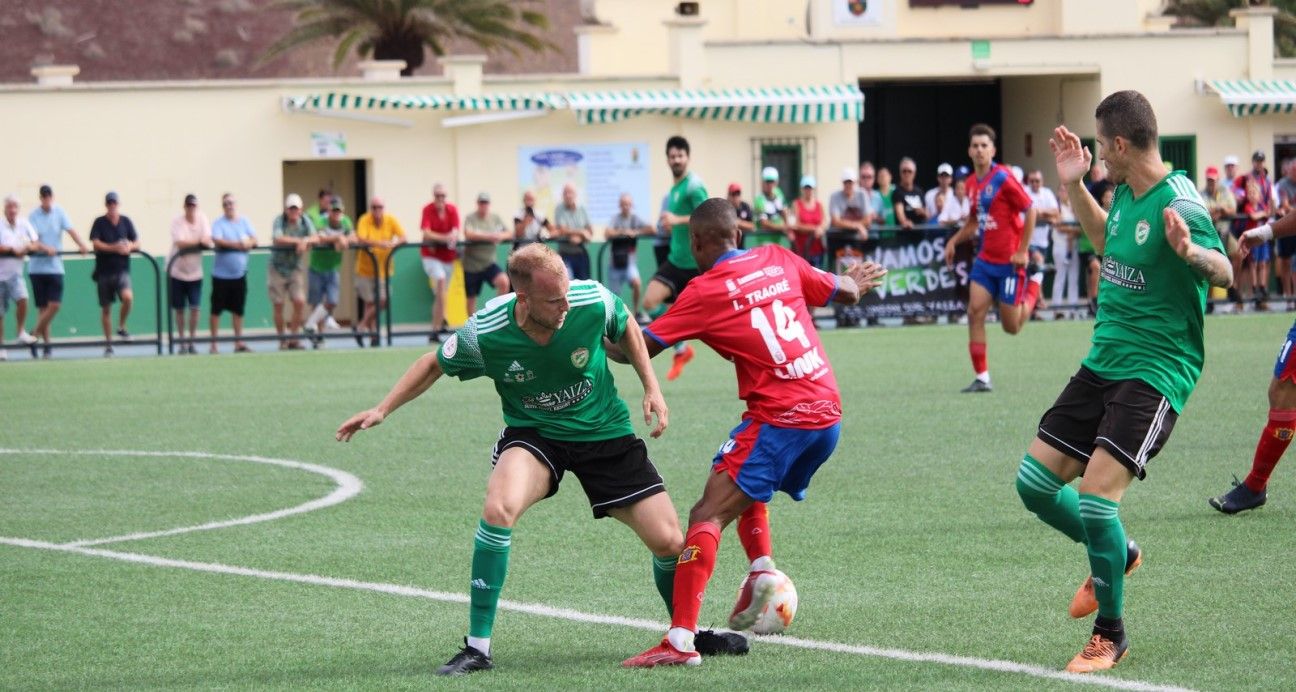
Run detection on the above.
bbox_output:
[27,185,88,358]
[209,193,258,353]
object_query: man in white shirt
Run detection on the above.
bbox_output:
[1024,169,1060,277]
[924,163,957,221]
[0,194,40,359]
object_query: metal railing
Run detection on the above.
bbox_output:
[20,248,164,355]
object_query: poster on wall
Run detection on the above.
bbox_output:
[833,0,883,26]
[517,142,652,229]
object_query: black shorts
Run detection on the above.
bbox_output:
[491,427,665,518]
[96,271,131,307]
[653,244,670,268]
[650,260,699,302]
[1037,366,1178,479]
[210,276,248,316]
[170,277,203,310]
[463,264,503,298]
[30,274,63,308]
[1278,236,1296,259]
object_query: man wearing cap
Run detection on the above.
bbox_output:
[753,167,789,236]
[1223,154,1242,203]
[27,185,88,359]
[0,194,40,360]
[421,183,459,343]
[726,183,754,234]
[167,194,213,354]
[209,193,257,354]
[1201,166,1238,254]
[354,195,407,347]
[553,184,593,281]
[924,163,957,222]
[893,157,928,230]
[462,192,510,316]
[303,195,353,347]
[270,193,317,350]
[89,191,139,357]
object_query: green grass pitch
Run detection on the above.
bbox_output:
[3,314,1294,690]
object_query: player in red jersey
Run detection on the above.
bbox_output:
[944,124,1040,393]
[614,198,886,668]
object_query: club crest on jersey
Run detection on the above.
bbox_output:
[1135,219,1150,245]
[441,333,458,358]
[570,347,590,368]
[678,545,702,564]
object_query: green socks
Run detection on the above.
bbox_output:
[1079,494,1126,619]
[652,554,677,616]
[1015,454,1086,544]
[469,519,512,639]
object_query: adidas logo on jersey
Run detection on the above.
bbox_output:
[508,360,524,372]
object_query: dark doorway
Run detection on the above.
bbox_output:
[859,80,1002,189]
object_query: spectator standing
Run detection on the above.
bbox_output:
[790,175,827,268]
[876,167,897,226]
[1223,154,1243,202]
[652,193,671,267]
[552,184,593,280]
[939,173,972,226]
[421,183,459,342]
[829,167,870,270]
[27,184,88,358]
[0,194,39,360]
[167,194,213,354]
[1279,159,1296,307]
[605,193,654,319]
[1025,169,1060,275]
[209,193,257,353]
[859,162,885,227]
[462,192,511,315]
[1201,166,1238,245]
[1051,185,1081,318]
[89,191,139,357]
[924,163,957,221]
[727,183,755,234]
[306,188,332,230]
[1240,180,1274,311]
[753,167,789,235]
[512,190,551,250]
[269,193,316,350]
[354,195,406,346]
[892,157,928,229]
[303,195,352,346]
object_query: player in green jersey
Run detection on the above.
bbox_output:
[1018,91,1232,673]
[335,243,744,676]
[642,135,708,381]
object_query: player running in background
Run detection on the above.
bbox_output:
[1018,92,1230,673]
[1210,210,1296,514]
[944,124,1040,393]
[335,244,744,676]
[641,135,707,381]
[615,198,886,668]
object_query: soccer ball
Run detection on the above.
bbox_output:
[733,569,798,635]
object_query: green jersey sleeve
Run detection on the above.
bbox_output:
[436,317,486,380]
[1168,197,1225,255]
[598,282,630,342]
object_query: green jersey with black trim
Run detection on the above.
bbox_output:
[667,172,707,270]
[437,280,634,441]
[1081,171,1225,413]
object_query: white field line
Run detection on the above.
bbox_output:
[0,536,1196,692]
[0,449,362,547]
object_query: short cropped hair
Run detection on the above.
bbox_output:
[1095,90,1157,151]
[969,123,996,144]
[508,243,565,290]
[666,135,690,156]
[689,197,738,245]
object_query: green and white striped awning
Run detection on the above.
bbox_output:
[565,84,864,125]
[285,92,563,112]
[1209,79,1296,117]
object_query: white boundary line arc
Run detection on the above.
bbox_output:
[0,536,1196,692]
[0,449,363,548]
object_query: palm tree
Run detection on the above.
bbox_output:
[261,0,552,77]
[1162,0,1296,57]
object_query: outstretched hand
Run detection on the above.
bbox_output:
[844,260,888,295]
[642,389,669,439]
[1235,226,1270,260]
[1163,208,1193,260]
[336,408,385,442]
[1049,126,1093,187]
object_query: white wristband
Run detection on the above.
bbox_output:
[1253,224,1274,242]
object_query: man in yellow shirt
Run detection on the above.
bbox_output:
[354,195,406,347]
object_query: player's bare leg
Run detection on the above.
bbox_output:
[1211,376,1296,513]
[439,447,551,676]
[623,471,754,668]
[962,282,994,392]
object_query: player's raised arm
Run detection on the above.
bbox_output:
[1164,208,1233,289]
[336,351,444,441]
[617,314,669,438]
[1050,126,1107,254]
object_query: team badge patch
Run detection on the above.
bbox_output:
[570,347,589,368]
[1276,427,1294,441]
[1135,219,1150,245]
[847,0,867,16]
[442,333,458,358]
[678,545,702,564]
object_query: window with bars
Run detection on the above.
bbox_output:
[752,137,817,203]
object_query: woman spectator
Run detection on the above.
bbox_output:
[876,167,897,226]
[789,175,827,269]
